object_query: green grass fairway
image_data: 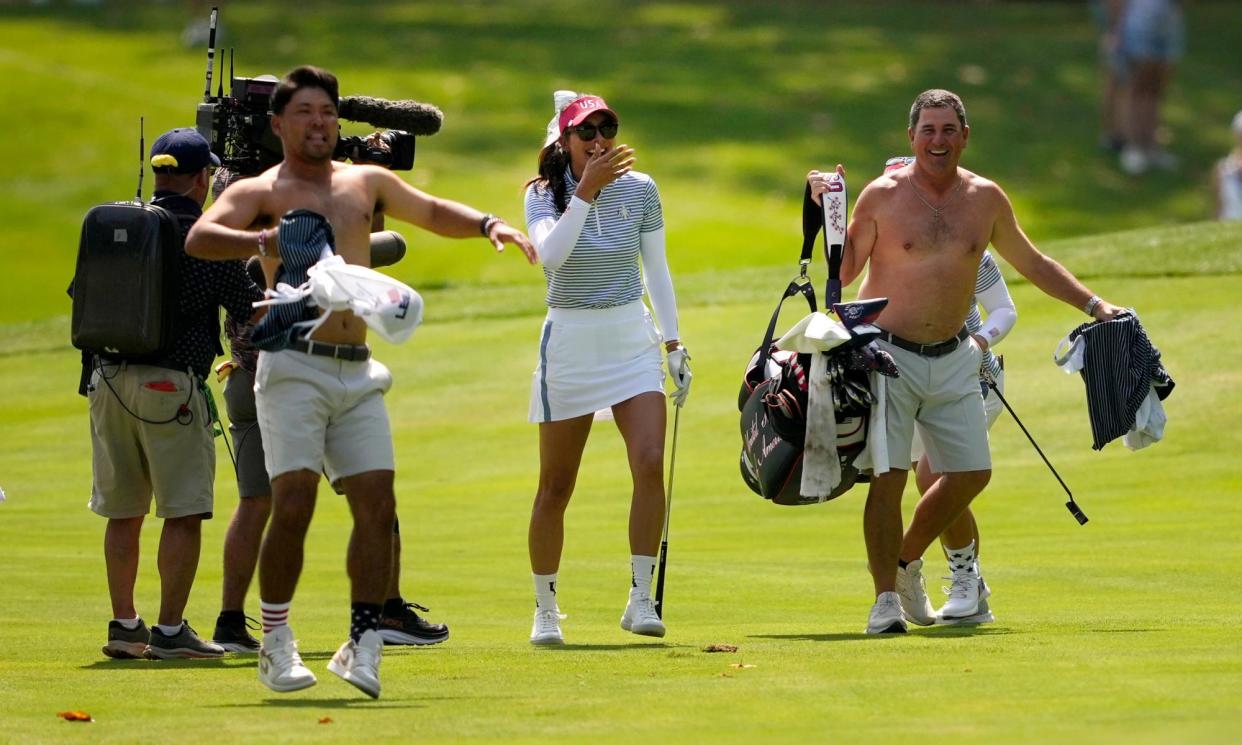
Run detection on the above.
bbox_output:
[2,223,1240,743]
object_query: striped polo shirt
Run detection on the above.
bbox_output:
[967,251,1004,380]
[524,168,664,309]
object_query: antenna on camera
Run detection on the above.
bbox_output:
[136,117,145,203]
[202,7,218,101]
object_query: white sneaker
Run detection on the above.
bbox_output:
[620,594,666,638]
[1120,145,1149,175]
[530,607,565,646]
[938,574,995,625]
[327,629,382,699]
[895,559,937,626]
[865,591,908,635]
[939,562,989,620]
[258,626,317,693]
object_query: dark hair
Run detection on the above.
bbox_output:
[271,65,340,115]
[909,89,967,129]
[525,141,572,214]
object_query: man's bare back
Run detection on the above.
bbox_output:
[852,166,1004,343]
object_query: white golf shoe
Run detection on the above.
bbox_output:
[895,559,938,626]
[258,625,317,693]
[938,562,990,621]
[938,571,995,625]
[620,594,666,638]
[865,591,908,635]
[530,607,565,646]
[328,629,383,699]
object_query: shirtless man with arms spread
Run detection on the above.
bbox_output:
[810,89,1124,634]
[186,66,536,696]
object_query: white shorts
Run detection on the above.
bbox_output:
[878,336,991,473]
[529,300,664,423]
[911,368,1005,465]
[255,349,395,483]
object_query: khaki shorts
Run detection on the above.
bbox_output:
[222,366,270,498]
[877,337,991,473]
[88,362,215,519]
[254,349,394,483]
[911,368,1004,465]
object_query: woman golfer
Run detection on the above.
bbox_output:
[523,91,690,644]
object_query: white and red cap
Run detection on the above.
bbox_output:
[557,95,618,132]
[544,90,619,147]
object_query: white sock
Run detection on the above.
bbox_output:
[113,616,142,630]
[533,573,558,611]
[260,599,291,634]
[630,554,657,599]
[155,622,184,636]
[945,541,977,572]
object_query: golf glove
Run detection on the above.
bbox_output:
[667,346,692,408]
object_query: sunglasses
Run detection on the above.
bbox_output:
[570,121,619,141]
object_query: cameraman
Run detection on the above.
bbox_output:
[210,164,449,653]
[90,128,262,660]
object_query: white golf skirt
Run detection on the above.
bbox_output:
[529,300,665,423]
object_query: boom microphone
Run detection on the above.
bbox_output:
[338,95,443,136]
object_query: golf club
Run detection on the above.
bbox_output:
[987,379,1089,525]
[653,403,681,618]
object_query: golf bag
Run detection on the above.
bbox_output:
[738,181,875,506]
[71,200,182,358]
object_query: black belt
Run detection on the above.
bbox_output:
[878,328,970,358]
[289,339,371,361]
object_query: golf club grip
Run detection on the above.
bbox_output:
[654,539,668,618]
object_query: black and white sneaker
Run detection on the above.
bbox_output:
[212,613,262,653]
[378,601,449,646]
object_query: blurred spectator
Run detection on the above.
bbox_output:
[1092,0,1128,154]
[1117,0,1184,175]
[1214,111,1242,221]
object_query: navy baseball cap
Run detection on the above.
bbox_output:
[150,128,221,173]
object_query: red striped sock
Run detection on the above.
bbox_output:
[260,600,291,634]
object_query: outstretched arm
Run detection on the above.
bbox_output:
[374,168,536,263]
[988,186,1123,321]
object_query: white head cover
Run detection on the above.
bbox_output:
[255,255,424,345]
[543,89,581,147]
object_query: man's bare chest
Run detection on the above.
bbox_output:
[256,181,375,237]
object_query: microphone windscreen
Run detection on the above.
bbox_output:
[338,95,443,136]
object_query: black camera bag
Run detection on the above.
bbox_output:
[71,201,181,357]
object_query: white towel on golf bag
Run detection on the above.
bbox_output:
[775,312,852,354]
[776,312,850,497]
[254,255,423,345]
[801,351,841,498]
[851,372,890,477]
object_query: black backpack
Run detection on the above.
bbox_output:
[71,200,182,358]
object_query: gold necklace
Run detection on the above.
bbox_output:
[908,173,963,217]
